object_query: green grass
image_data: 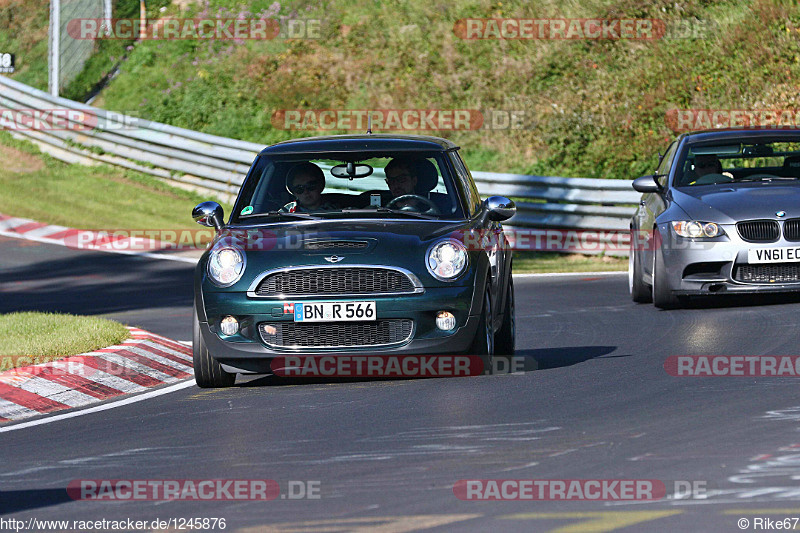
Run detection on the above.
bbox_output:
[513,251,627,273]
[0,131,232,230]
[0,312,130,369]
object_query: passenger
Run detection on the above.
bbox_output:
[281,162,337,213]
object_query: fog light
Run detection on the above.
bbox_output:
[436,311,456,331]
[220,316,239,336]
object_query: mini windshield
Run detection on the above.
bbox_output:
[231,152,466,222]
[675,140,800,186]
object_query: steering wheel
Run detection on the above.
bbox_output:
[386,194,440,215]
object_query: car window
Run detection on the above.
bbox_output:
[449,151,482,217]
[674,140,800,187]
[231,152,466,222]
[656,141,677,187]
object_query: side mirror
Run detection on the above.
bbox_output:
[193,201,224,230]
[632,175,662,193]
[484,196,516,222]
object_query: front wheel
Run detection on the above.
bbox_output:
[652,245,680,309]
[629,244,652,303]
[495,276,515,356]
[469,285,495,372]
[193,307,236,388]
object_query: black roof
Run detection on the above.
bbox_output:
[259,134,459,155]
[681,128,800,144]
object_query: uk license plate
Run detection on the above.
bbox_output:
[293,301,376,322]
[747,246,800,264]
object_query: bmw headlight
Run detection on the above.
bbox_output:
[207,246,246,286]
[427,240,468,281]
[671,221,725,238]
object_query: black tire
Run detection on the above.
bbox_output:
[495,276,515,356]
[469,284,495,373]
[652,245,680,309]
[193,307,236,388]
[629,246,652,303]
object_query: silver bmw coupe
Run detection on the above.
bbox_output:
[630,129,800,308]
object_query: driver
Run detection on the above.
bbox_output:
[694,154,723,177]
[384,158,431,211]
[688,154,733,184]
[281,162,338,213]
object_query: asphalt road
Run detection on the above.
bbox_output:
[2,235,800,532]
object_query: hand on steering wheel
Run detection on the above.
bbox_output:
[386,194,440,215]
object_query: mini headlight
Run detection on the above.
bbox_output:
[427,239,468,281]
[208,246,246,286]
[671,221,724,238]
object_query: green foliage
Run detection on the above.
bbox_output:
[4,0,800,180]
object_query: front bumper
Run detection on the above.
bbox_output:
[660,224,800,296]
[197,285,481,374]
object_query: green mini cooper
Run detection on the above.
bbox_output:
[192,134,516,387]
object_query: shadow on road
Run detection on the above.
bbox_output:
[0,251,193,316]
[231,345,620,387]
[0,488,72,515]
[680,292,800,309]
[516,345,621,370]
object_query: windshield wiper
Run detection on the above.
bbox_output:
[732,174,799,182]
[337,208,437,219]
[238,211,318,221]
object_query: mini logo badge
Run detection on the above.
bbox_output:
[324,255,344,263]
[777,211,787,217]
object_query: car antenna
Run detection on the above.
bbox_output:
[366,114,372,134]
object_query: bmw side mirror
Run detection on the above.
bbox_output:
[193,201,224,230]
[632,175,662,193]
[485,196,516,222]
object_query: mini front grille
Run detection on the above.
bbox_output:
[735,263,800,283]
[737,220,780,243]
[304,241,369,250]
[255,268,416,296]
[784,219,800,241]
[259,320,413,348]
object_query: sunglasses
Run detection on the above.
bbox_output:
[385,174,414,184]
[292,182,322,194]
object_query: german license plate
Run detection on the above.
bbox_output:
[748,247,800,264]
[293,301,376,322]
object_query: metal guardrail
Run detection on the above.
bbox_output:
[0,75,640,239]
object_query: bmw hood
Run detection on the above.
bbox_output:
[672,182,800,223]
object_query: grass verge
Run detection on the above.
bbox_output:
[0,312,130,370]
[513,251,627,274]
[0,131,232,231]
